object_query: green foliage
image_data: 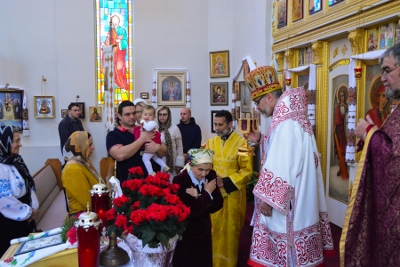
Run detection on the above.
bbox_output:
[60,215,79,242]
[246,171,259,202]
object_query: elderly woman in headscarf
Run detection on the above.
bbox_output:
[0,126,39,255]
[172,148,223,267]
[62,131,100,217]
[157,106,184,180]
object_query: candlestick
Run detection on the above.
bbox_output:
[237,118,259,156]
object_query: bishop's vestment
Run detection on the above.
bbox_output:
[248,87,334,267]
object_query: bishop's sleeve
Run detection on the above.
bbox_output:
[253,120,303,216]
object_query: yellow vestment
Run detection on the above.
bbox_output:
[206,131,253,267]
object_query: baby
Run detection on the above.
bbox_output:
[133,105,170,175]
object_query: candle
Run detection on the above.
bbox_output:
[90,184,109,228]
[76,211,101,267]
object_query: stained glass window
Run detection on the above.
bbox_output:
[328,0,344,6]
[95,0,133,105]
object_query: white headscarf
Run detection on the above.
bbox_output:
[181,148,214,173]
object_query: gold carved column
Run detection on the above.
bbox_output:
[285,49,295,69]
[275,52,285,86]
[284,49,295,88]
[312,40,329,182]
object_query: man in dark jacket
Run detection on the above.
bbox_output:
[58,103,84,154]
[177,108,202,162]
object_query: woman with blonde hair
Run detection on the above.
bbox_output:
[157,106,184,179]
[62,131,101,217]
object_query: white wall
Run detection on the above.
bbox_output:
[0,0,271,174]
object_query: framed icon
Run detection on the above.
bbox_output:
[210,82,229,106]
[61,109,68,118]
[89,106,102,122]
[210,50,230,78]
[156,70,187,106]
[34,96,55,119]
[0,90,24,130]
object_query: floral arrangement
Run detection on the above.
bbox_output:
[61,213,82,244]
[105,166,190,248]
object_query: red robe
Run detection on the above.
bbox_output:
[341,104,400,266]
[366,105,387,128]
[103,27,129,90]
[334,103,347,155]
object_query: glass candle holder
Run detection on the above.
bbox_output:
[75,211,101,267]
[90,183,110,227]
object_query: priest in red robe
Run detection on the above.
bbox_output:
[341,43,400,267]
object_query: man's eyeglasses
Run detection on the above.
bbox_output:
[158,113,168,117]
[254,95,265,106]
[381,65,400,78]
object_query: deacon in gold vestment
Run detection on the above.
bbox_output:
[206,110,253,267]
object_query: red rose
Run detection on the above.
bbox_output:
[115,214,128,228]
[66,227,77,245]
[128,166,145,176]
[139,184,163,197]
[114,195,130,207]
[130,209,147,225]
[168,205,181,217]
[105,207,116,221]
[162,188,171,195]
[165,194,180,205]
[131,201,140,210]
[123,224,133,233]
[168,183,180,193]
[154,171,170,182]
[145,203,167,221]
[145,175,161,186]
[124,179,143,191]
[176,204,191,222]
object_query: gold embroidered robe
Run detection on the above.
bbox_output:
[206,131,253,267]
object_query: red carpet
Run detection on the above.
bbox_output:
[238,202,341,267]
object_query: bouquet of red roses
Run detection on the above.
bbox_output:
[105,167,190,248]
